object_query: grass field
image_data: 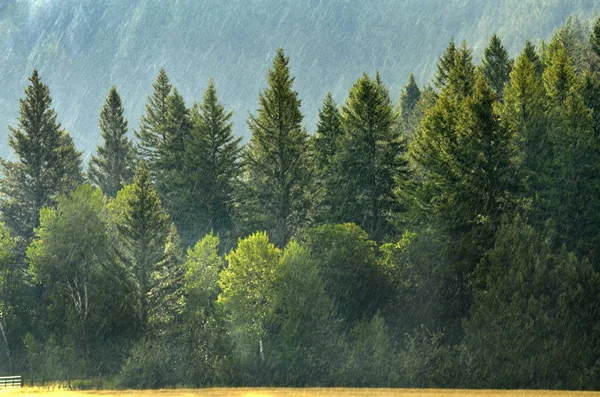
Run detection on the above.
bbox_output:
[3,388,600,397]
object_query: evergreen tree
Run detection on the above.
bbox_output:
[156,88,192,224]
[399,74,421,121]
[447,41,476,98]
[0,223,16,372]
[136,68,172,169]
[501,44,550,196]
[238,48,310,247]
[523,40,544,77]
[0,70,82,239]
[410,72,520,338]
[88,86,136,198]
[435,39,456,89]
[331,73,409,241]
[311,92,343,224]
[148,223,185,328]
[592,17,600,59]
[480,34,512,98]
[180,79,241,246]
[111,162,170,329]
[582,71,600,138]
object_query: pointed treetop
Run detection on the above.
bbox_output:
[543,47,578,103]
[435,39,457,89]
[480,34,513,98]
[399,73,421,121]
[523,40,544,77]
[591,16,600,59]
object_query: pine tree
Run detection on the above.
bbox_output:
[332,73,409,241]
[311,93,343,225]
[136,68,172,169]
[523,40,544,77]
[180,79,241,246]
[112,162,170,329]
[592,17,600,59]
[0,70,82,239]
[239,48,310,247]
[410,73,520,338]
[480,34,512,98]
[148,223,185,328]
[501,45,550,196]
[88,86,136,198]
[399,74,421,121]
[582,71,600,138]
[435,39,457,89]
[156,88,192,222]
[447,41,476,98]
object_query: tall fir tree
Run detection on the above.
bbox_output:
[136,68,172,170]
[179,79,241,246]
[399,74,421,121]
[541,48,600,266]
[88,86,136,198]
[112,162,170,329]
[435,39,457,89]
[331,73,410,241]
[156,88,192,224]
[523,40,544,77]
[592,17,600,59]
[410,72,520,338]
[447,41,476,98]
[501,45,550,197]
[238,48,310,247]
[480,34,513,99]
[311,93,343,224]
[0,70,82,239]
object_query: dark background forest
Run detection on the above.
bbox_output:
[1,1,600,390]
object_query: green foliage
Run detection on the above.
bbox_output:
[331,73,410,241]
[301,223,390,326]
[238,49,311,247]
[0,70,82,239]
[111,162,170,329]
[136,68,172,168]
[399,74,421,121]
[218,232,281,370]
[179,79,242,246]
[465,215,600,389]
[0,222,17,372]
[184,232,223,314]
[435,39,457,89]
[593,16,600,59]
[480,34,513,98]
[88,86,136,198]
[266,241,344,386]
[28,185,136,374]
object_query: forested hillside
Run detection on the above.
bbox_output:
[1,4,600,391]
[0,0,599,159]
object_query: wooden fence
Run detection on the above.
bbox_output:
[0,375,22,388]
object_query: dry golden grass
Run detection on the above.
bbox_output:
[3,388,600,397]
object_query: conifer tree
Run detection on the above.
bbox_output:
[311,93,343,224]
[399,74,421,121]
[112,162,170,329]
[238,48,310,247]
[435,39,456,89]
[447,41,476,98]
[148,223,185,327]
[180,79,241,246]
[156,88,192,222]
[592,17,600,59]
[0,70,82,239]
[523,40,544,77]
[582,71,600,138]
[88,86,136,198]
[136,68,172,169]
[501,45,550,195]
[480,34,512,98]
[332,73,409,241]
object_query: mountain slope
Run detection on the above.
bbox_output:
[0,0,598,159]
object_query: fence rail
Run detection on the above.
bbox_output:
[0,375,22,388]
